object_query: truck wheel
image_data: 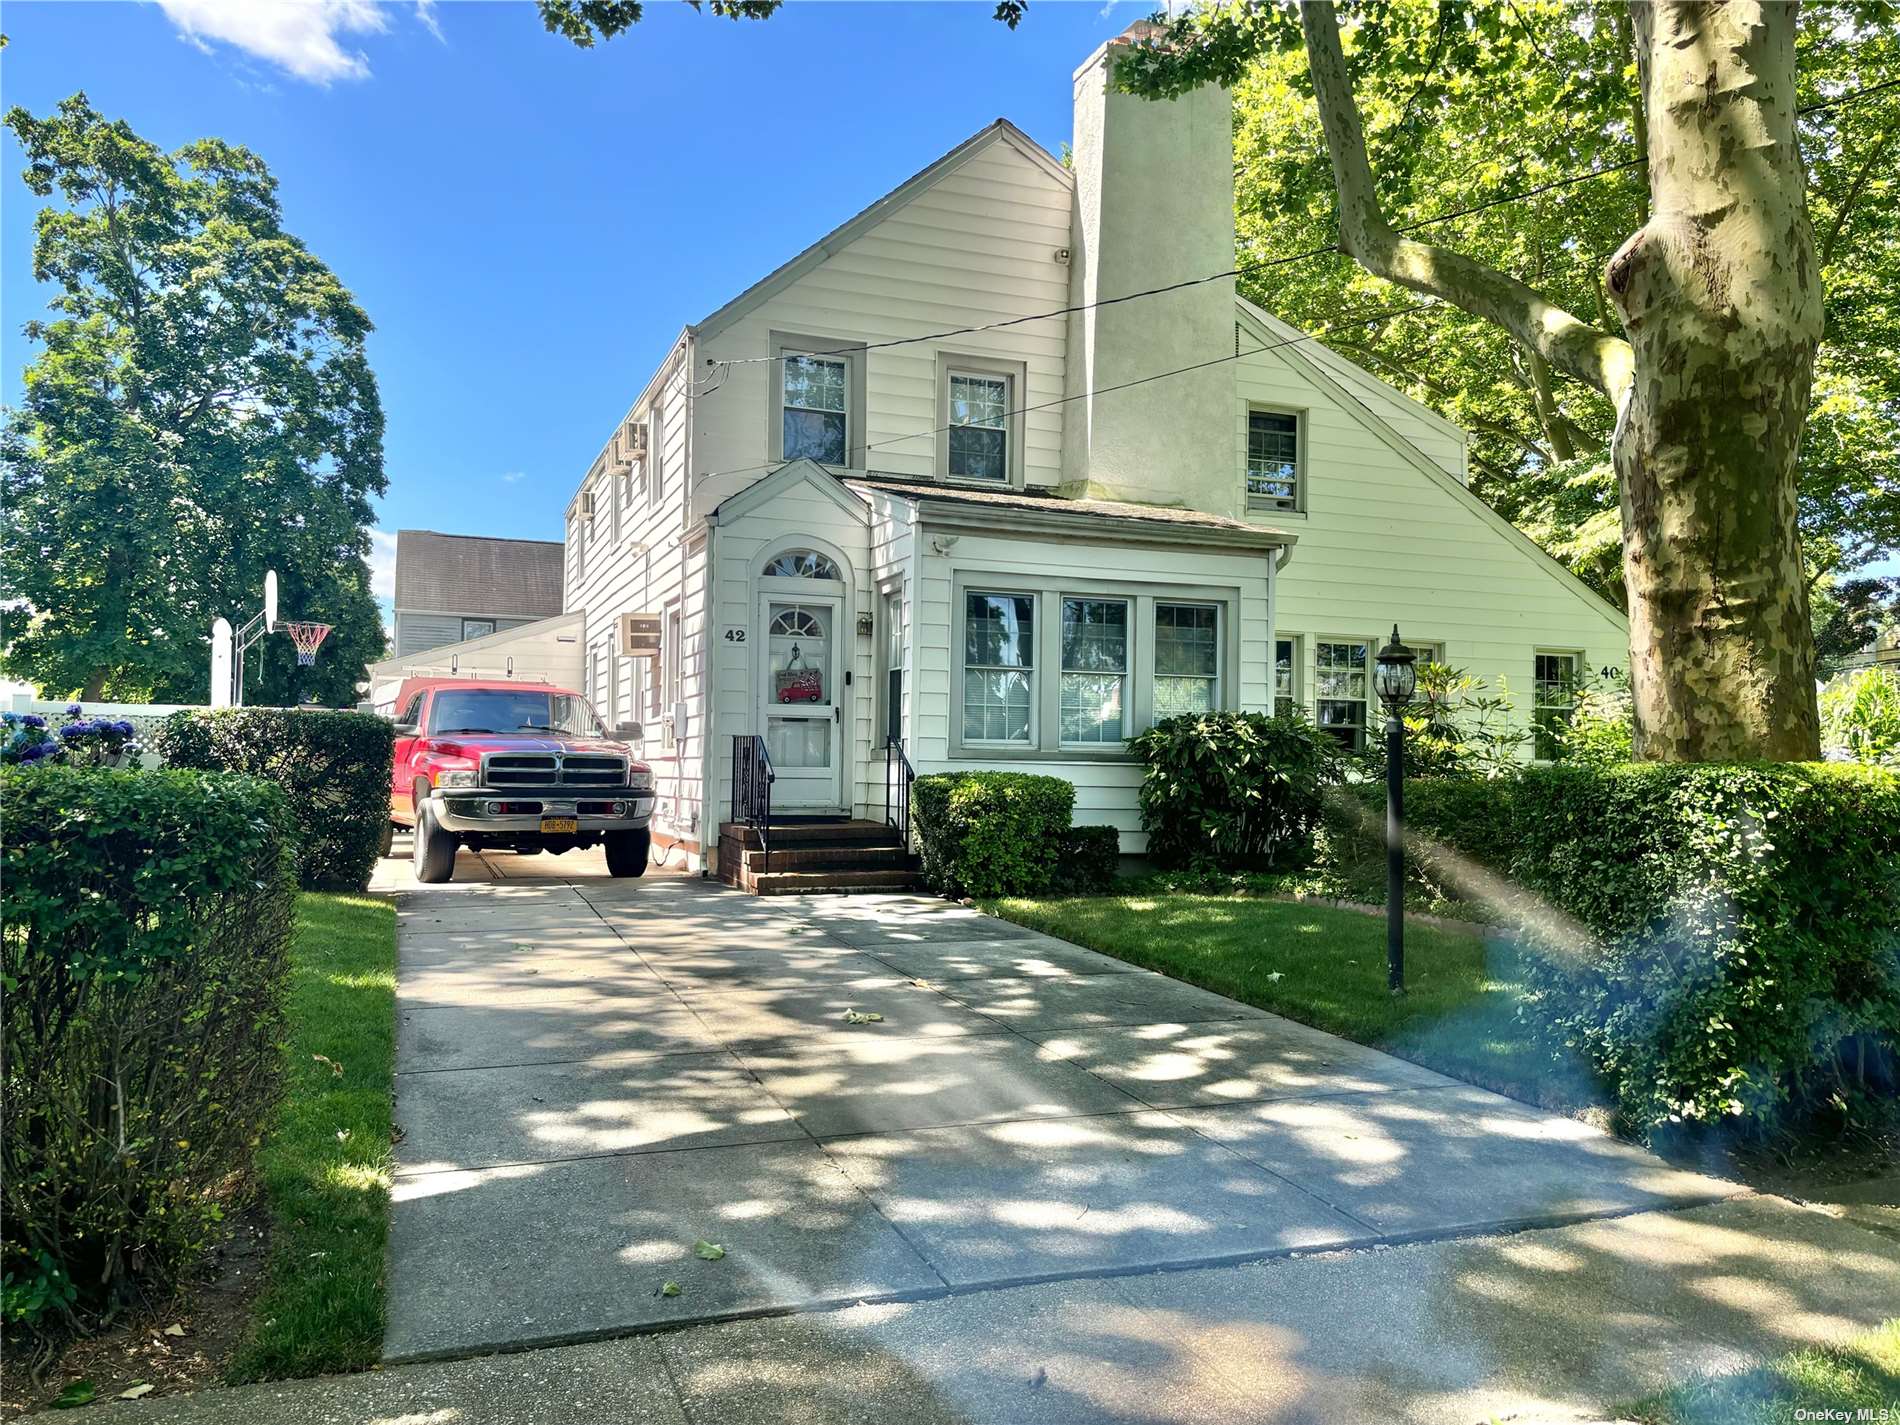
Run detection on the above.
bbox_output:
[379,820,395,859]
[605,828,650,878]
[413,801,458,883]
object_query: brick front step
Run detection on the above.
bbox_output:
[717,819,918,894]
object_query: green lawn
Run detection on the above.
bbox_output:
[990,891,1603,1112]
[226,892,396,1382]
[1624,1319,1900,1424]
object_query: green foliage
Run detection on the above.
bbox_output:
[1053,824,1121,895]
[153,709,394,892]
[537,0,783,46]
[1,767,297,1334]
[912,772,1074,898]
[1117,1,1900,616]
[1128,710,1340,870]
[227,893,394,1383]
[1356,663,1529,781]
[1325,762,1900,1135]
[1552,668,1634,766]
[1819,665,1900,767]
[1813,576,1898,676]
[0,95,386,705]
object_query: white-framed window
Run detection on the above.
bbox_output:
[664,604,683,709]
[647,399,665,505]
[568,514,584,584]
[963,591,1035,744]
[1316,638,1370,750]
[947,371,1010,482]
[1273,635,1299,717]
[762,548,842,580]
[1534,650,1583,760]
[782,353,849,465]
[1059,597,1129,745]
[1246,408,1300,512]
[1154,602,1221,717]
[462,618,497,641]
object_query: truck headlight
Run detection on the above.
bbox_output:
[436,769,479,789]
[627,770,654,792]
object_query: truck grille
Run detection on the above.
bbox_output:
[483,752,627,788]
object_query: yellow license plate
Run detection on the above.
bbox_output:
[539,817,579,835]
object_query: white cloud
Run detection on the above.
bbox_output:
[416,0,444,44]
[500,471,526,484]
[368,529,398,600]
[157,0,396,85]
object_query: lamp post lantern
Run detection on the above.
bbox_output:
[1374,625,1417,995]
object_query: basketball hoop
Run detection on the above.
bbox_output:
[284,621,333,667]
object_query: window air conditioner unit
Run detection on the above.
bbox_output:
[624,420,649,458]
[580,489,596,520]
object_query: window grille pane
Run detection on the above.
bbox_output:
[1247,410,1299,505]
[1533,652,1581,759]
[963,592,1035,743]
[948,425,1007,480]
[950,374,1007,427]
[784,409,847,464]
[783,355,847,413]
[1155,604,1218,677]
[1060,599,1127,744]
[1315,640,1369,749]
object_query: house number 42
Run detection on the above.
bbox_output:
[722,627,747,643]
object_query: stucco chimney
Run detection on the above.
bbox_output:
[1062,21,1236,514]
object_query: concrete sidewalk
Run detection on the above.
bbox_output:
[42,1194,1900,1424]
[380,871,1742,1362]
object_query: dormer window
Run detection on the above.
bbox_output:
[1246,408,1301,512]
[782,354,849,465]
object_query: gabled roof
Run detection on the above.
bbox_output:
[695,120,1071,346]
[394,530,566,618]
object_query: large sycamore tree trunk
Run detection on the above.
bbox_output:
[1301,0,1822,761]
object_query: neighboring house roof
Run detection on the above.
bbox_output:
[394,530,565,618]
[695,120,1071,346]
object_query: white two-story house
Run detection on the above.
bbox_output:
[559,21,1626,875]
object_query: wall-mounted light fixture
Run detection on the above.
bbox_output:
[856,611,875,638]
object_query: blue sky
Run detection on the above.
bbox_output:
[6,0,1892,608]
[1,0,1143,605]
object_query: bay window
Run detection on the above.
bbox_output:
[963,592,1035,744]
[1155,603,1220,716]
[1316,639,1370,750]
[1060,598,1128,745]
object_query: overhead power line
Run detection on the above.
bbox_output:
[708,71,1900,372]
[699,299,1437,487]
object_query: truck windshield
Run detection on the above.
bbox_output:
[426,689,604,737]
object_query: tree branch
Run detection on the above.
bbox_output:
[1300,1,1634,406]
[1820,124,1896,265]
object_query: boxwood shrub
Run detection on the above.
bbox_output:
[1053,824,1122,895]
[1324,762,1900,1134]
[1128,710,1340,871]
[913,771,1074,898]
[154,709,394,891]
[2,767,297,1334]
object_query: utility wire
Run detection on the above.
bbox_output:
[700,299,1436,487]
[708,71,1900,372]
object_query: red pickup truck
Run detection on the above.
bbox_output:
[386,678,655,884]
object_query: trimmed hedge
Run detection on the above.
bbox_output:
[2,767,298,1333]
[1053,824,1122,895]
[154,709,394,891]
[1128,711,1340,871]
[914,772,1074,898]
[1325,763,1900,1134]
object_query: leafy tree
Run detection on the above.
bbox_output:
[1,95,386,707]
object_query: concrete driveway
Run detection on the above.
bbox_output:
[383,855,1745,1365]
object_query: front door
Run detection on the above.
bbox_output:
[759,594,844,810]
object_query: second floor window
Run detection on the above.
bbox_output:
[1247,409,1300,511]
[783,354,848,465]
[948,372,1009,481]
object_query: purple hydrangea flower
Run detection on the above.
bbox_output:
[22,714,46,729]
[65,703,82,718]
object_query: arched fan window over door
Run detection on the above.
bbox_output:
[762,549,841,580]
[769,607,825,640]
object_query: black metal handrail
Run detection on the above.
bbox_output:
[732,735,775,875]
[884,737,915,851]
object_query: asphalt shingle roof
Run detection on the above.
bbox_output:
[394,530,565,618]
[844,474,1287,536]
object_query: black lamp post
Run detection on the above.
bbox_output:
[1374,625,1417,996]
